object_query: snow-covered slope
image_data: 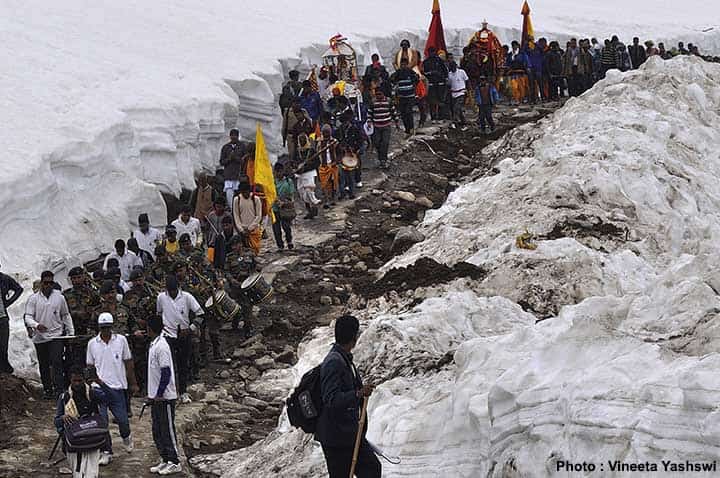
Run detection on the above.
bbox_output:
[192,57,720,477]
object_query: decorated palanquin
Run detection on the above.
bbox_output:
[464,21,504,82]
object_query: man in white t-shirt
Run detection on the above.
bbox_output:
[134,213,163,260]
[171,206,203,247]
[86,312,138,465]
[156,275,204,404]
[146,315,182,475]
[24,270,74,399]
[103,239,143,281]
[447,61,470,130]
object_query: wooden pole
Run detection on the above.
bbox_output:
[349,396,369,478]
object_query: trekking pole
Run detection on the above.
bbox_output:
[349,396,369,478]
[48,433,62,460]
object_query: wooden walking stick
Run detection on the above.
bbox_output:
[349,395,369,478]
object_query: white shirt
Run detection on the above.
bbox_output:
[134,227,163,259]
[24,290,74,344]
[86,333,132,390]
[448,69,469,98]
[147,335,177,400]
[103,250,143,281]
[156,290,203,338]
[171,216,203,247]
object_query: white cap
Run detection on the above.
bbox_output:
[98,312,114,326]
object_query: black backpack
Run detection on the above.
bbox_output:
[64,414,109,452]
[286,365,322,433]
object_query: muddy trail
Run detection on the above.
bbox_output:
[0,102,559,478]
[182,103,560,470]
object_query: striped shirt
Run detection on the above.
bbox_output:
[368,99,398,128]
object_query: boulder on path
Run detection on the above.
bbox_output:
[391,191,416,203]
[320,295,333,305]
[255,356,275,371]
[427,172,449,189]
[415,196,434,208]
[392,226,426,252]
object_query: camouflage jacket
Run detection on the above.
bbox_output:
[91,301,134,336]
[63,286,101,336]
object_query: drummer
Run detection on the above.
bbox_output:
[224,235,259,338]
[335,110,364,200]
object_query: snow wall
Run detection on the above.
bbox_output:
[191,56,720,477]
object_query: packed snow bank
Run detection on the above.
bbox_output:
[192,57,720,477]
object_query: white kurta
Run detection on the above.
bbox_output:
[67,449,100,478]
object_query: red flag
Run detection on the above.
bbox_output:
[424,0,447,58]
[521,1,534,47]
[306,67,319,93]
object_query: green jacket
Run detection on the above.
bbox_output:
[273,177,296,213]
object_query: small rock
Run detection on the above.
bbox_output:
[355,246,373,257]
[276,350,296,364]
[301,259,313,265]
[415,196,434,208]
[392,191,416,202]
[350,234,360,240]
[359,209,372,213]
[244,396,269,409]
[332,297,342,305]
[427,172,449,188]
[320,295,333,306]
[372,189,384,195]
[219,370,231,379]
[275,285,288,294]
[353,262,368,272]
[382,201,392,209]
[255,356,275,371]
[392,226,426,252]
[187,383,207,401]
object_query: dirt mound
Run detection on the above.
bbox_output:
[367,257,486,298]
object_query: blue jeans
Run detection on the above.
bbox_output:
[99,387,130,453]
[339,168,356,198]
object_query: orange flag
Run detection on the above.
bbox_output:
[424,0,447,58]
[521,1,534,47]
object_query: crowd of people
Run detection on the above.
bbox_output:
[0,26,714,478]
[497,36,705,104]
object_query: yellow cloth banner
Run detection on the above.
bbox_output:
[254,123,277,222]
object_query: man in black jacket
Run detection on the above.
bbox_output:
[220,129,247,212]
[628,37,646,69]
[422,47,449,122]
[0,263,23,374]
[316,315,380,478]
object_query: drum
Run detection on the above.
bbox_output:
[340,154,359,171]
[204,289,242,321]
[241,273,273,305]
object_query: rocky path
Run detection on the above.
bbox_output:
[0,102,560,478]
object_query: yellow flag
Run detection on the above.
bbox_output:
[254,123,277,222]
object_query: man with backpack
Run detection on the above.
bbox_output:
[315,315,380,478]
[54,365,110,478]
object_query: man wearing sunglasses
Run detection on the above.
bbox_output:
[24,270,74,399]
